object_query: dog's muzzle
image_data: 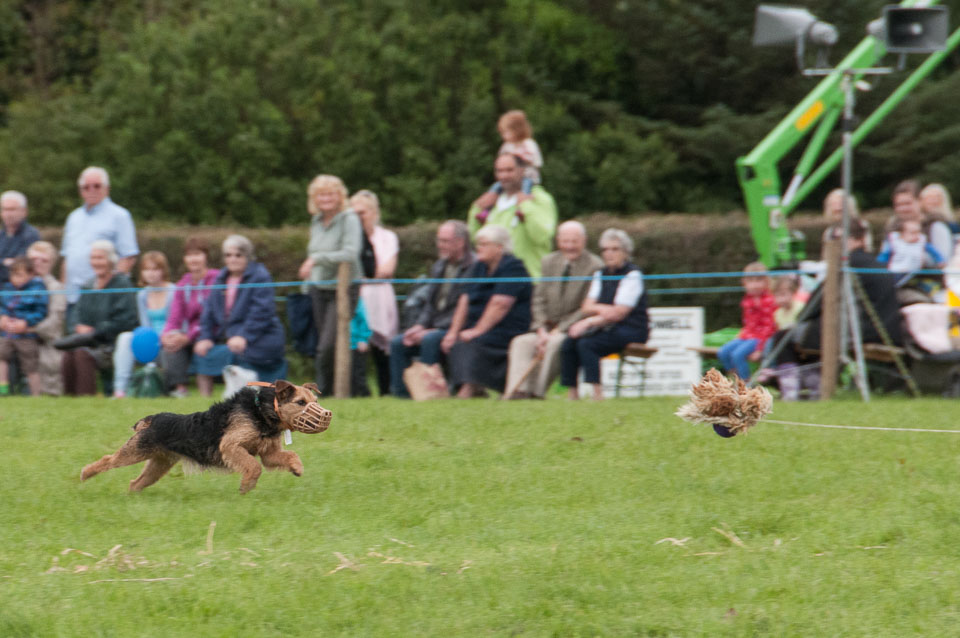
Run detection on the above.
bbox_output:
[292,402,332,434]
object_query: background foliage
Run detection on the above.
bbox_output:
[0,0,958,226]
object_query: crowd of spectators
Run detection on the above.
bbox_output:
[2,112,959,400]
[747,179,956,401]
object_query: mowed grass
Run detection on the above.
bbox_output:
[3,394,960,637]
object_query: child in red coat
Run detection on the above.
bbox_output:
[717,262,778,380]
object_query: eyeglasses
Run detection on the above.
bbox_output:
[29,256,51,263]
[600,246,622,252]
[80,183,104,191]
[223,252,245,258]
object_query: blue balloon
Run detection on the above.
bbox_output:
[131,327,161,364]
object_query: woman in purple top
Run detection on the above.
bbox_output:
[161,237,220,397]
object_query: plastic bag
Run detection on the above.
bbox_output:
[129,364,166,398]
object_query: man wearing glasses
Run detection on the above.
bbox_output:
[60,166,139,321]
[388,220,475,397]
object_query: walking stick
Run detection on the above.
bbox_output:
[502,352,545,400]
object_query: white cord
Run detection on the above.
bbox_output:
[763,418,960,434]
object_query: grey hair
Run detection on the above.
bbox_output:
[222,234,255,261]
[78,166,110,188]
[475,224,513,253]
[441,220,470,244]
[89,239,118,265]
[557,219,587,238]
[0,190,27,209]
[599,228,634,256]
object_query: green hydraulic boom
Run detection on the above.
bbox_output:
[736,0,960,267]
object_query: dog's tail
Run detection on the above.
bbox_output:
[132,416,153,432]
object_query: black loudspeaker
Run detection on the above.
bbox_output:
[884,6,949,54]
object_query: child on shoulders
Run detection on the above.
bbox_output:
[489,110,542,198]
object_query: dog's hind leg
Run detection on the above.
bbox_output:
[129,455,178,492]
[220,443,262,495]
[81,436,150,482]
[223,449,262,494]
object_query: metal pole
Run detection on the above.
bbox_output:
[840,70,870,401]
[839,74,852,359]
[844,271,871,400]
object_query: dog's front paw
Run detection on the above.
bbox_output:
[285,452,303,477]
[239,479,258,495]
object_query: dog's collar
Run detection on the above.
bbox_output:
[247,381,280,414]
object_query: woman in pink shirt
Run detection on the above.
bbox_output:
[161,237,219,397]
[352,190,399,395]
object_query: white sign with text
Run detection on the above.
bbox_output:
[578,306,705,397]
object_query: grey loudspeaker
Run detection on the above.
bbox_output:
[753,5,838,47]
[883,6,949,54]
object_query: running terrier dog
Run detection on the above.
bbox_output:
[80,380,332,493]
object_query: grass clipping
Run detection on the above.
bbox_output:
[675,368,773,436]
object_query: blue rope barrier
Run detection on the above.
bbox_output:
[2,267,955,298]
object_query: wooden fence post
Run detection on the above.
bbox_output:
[820,239,841,399]
[334,261,352,398]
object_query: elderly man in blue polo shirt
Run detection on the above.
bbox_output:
[0,190,40,285]
[60,166,139,316]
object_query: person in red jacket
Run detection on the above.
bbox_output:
[717,262,777,380]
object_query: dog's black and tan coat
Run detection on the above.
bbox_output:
[81,380,331,494]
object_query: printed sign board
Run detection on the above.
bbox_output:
[578,307,704,397]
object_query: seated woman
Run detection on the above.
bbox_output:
[60,240,139,396]
[111,251,175,398]
[161,237,220,397]
[560,228,649,401]
[821,188,872,256]
[26,241,66,395]
[442,225,532,398]
[920,183,956,225]
[194,235,287,387]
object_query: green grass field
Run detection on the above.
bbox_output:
[3,394,960,637]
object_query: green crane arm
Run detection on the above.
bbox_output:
[736,0,958,267]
